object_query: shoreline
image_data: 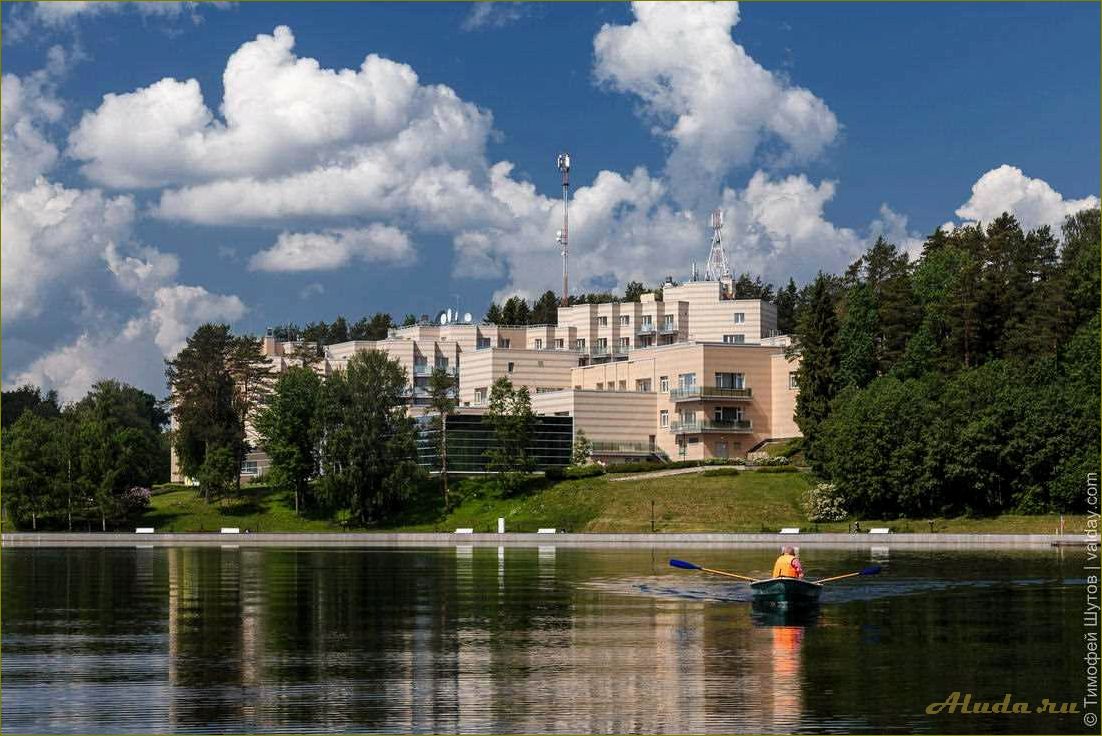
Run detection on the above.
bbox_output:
[1,531,1087,549]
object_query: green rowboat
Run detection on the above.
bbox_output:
[749,577,823,608]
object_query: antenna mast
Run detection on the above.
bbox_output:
[556,153,571,306]
[704,208,730,282]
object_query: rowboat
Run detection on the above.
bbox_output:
[749,577,823,609]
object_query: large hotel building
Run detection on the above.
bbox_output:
[234,276,800,477]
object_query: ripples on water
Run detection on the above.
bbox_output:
[1,545,1092,734]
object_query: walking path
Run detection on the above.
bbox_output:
[2,531,1085,549]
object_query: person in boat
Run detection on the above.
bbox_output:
[772,546,805,579]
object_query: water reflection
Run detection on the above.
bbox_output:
[1,546,1091,734]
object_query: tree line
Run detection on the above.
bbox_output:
[792,209,1100,517]
[2,382,169,530]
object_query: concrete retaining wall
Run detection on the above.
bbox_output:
[1,532,1085,549]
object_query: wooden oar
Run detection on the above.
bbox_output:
[669,558,759,583]
[815,565,882,584]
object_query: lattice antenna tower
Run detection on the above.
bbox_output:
[556,153,571,306]
[704,208,730,282]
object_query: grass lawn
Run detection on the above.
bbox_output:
[94,471,1089,535]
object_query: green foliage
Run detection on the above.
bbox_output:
[792,273,841,467]
[565,464,606,479]
[752,465,800,474]
[571,429,593,466]
[427,366,458,509]
[531,290,560,324]
[254,366,323,513]
[484,377,536,494]
[836,283,879,389]
[165,323,244,500]
[3,412,62,529]
[316,350,422,524]
[623,281,650,302]
[1,384,61,429]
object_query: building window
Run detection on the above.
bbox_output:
[659,375,669,393]
[619,337,630,348]
[733,312,746,324]
[715,372,745,389]
[474,388,487,404]
[620,315,630,325]
[537,360,544,367]
[635,378,652,392]
[596,382,603,391]
[534,338,543,350]
[555,338,564,349]
[599,316,608,326]
[663,315,675,329]
[477,337,491,349]
[618,380,627,391]
[597,337,608,348]
[643,315,653,326]
[723,334,745,344]
[575,339,586,349]
[678,372,696,388]
[789,371,798,389]
[607,383,615,391]
[660,410,669,428]
[507,362,515,373]
[498,338,511,348]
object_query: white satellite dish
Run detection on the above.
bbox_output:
[463,312,473,323]
[439,311,449,325]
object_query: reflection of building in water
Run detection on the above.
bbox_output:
[767,625,804,730]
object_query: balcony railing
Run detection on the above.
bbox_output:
[669,419,753,434]
[669,386,753,402]
[591,440,658,455]
[659,322,678,334]
[637,324,656,335]
[412,364,457,377]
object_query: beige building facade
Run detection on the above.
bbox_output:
[183,275,801,482]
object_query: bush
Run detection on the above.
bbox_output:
[753,465,799,473]
[543,466,565,481]
[609,458,741,474]
[748,453,790,466]
[565,464,605,479]
[122,486,152,515]
[804,482,847,521]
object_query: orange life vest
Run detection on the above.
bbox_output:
[772,554,803,578]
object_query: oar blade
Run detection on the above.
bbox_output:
[861,565,883,576]
[669,559,700,571]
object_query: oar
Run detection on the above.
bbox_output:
[669,558,759,583]
[815,565,882,584]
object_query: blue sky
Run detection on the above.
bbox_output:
[2,1,1098,400]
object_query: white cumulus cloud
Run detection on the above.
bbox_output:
[954,164,1099,232]
[593,1,839,207]
[248,225,414,272]
[70,25,492,189]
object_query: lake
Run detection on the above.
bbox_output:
[1,544,1094,733]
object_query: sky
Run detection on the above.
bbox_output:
[2,1,1099,402]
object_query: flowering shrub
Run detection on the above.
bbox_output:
[123,486,152,515]
[747,452,789,466]
[804,482,847,522]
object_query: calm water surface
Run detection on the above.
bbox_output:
[1,545,1093,734]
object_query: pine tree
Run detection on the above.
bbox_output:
[791,274,841,468]
[623,281,649,302]
[530,290,560,325]
[484,302,503,324]
[836,283,878,389]
[774,279,799,334]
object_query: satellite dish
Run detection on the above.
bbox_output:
[439,311,449,325]
[447,308,455,322]
[463,312,473,323]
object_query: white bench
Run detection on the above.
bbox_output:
[537,528,557,534]
[454,528,474,534]
[869,528,891,534]
[135,527,155,534]
[220,527,240,534]
[780,527,800,534]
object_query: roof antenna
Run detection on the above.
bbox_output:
[556,153,571,306]
[704,208,730,282]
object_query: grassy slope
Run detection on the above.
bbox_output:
[120,472,1090,535]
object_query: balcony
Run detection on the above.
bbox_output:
[637,324,656,335]
[412,364,457,377]
[668,386,752,402]
[659,322,678,334]
[591,440,658,455]
[669,419,753,434]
